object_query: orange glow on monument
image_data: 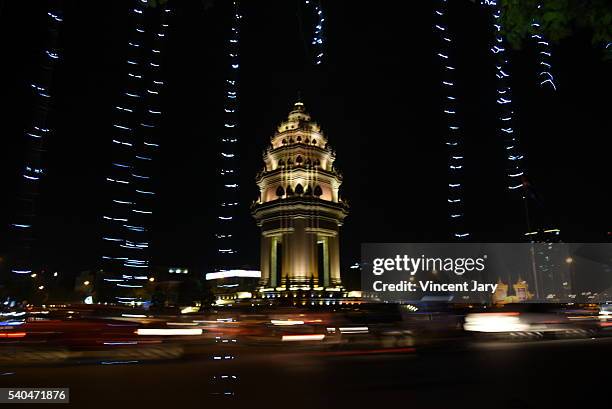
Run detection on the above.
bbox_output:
[252,101,349,291]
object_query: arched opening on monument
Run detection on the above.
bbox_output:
[275,185,285,198]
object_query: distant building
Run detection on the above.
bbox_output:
[525,227,572,301]
[492,277,534,304]
[149,265,193,306]
[492,278,508,303]
[205,269,261,305]
[513,277,532,301]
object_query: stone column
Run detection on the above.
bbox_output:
[281,232,292,286]
[328,233,341,287]
[270,236,279,288]
[288,218,309,284]
[322,236,330,287]
[260,235,271,287]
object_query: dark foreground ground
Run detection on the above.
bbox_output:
[1,336,610,409]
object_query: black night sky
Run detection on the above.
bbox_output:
[0,0,610,288]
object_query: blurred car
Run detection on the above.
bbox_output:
[464,304,598,339]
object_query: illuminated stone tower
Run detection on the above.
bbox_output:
[252,101,349,292]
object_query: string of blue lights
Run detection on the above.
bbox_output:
[10,7,64,276]
[482,0,527,197]
[102,0,171,302]
[531,3,557,91]
[304,0,325,65]
[434,0,469,240]
[215,1,242,272]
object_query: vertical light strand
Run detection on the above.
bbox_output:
[102,1,147,298]
[483,1,526,195]
[10,5,64,276]
[531,3,557,90]
[127,4,171,287]
[434,0,469,240]
[213,6,242,385]
[304,0,325,65]
[215,1,242,272]
[101,0,171,302]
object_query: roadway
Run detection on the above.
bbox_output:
[1,336,609,408]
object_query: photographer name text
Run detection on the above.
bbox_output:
[372,280,498,293]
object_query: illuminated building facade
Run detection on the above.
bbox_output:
[252,101,349,295]
[513,277,532,301]
[492,277,534,304]
[492,278,508,303]
[205,270,261,305]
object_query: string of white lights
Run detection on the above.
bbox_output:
[482,0,526,195]
[10,7,64,275]
[214,7,243,384]
[102,0,171,298]
[304,0,325,65]
[215,1,242,271]
[129,5,170,279]
[531,3,557,90]
[434,0,469,239]
[103,2,147,294]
